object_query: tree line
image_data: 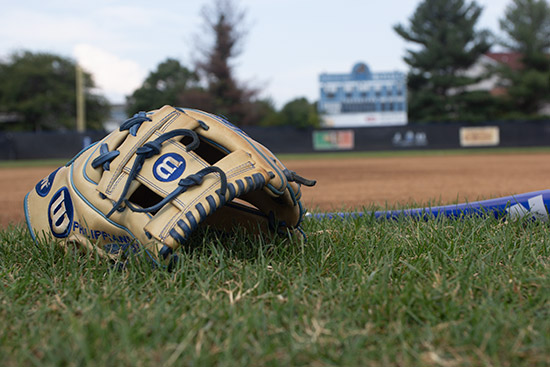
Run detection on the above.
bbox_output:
[396,0,550,122]
[0,0,549,131]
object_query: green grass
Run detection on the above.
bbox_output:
[0,158,67,168]
[2,212,550,366]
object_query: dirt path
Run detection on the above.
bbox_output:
[1,166,58,228]
[3,151,550,227]
[285,152,550,211]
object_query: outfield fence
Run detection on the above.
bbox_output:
[1,120,550,160]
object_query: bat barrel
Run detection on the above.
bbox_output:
[306,190,550,222]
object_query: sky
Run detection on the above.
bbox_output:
[1,0,509,108]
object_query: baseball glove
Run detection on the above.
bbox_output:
[24,105,316,263]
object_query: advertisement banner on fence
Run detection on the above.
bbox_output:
[313,130,355,150]
[460,126,500,147]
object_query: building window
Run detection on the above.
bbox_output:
[341,102,376,113]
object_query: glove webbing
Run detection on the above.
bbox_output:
[94,128,201,218]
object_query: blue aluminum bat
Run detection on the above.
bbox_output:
[306,190,550,222]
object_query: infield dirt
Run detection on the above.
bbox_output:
[3,151,550,227]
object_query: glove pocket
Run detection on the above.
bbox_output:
[142,150,269,249]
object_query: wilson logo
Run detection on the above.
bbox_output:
[48,187,74,238]
[35,167,61,197]
[153,153,186,182]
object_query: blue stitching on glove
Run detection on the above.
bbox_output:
[197,120,210,130]
[252,173,266,188]
[180,108,288,195]
[283,168,316,187]
[185,211,198,231]
[125,166,227,215]
[245,177,254,192]
[235,179,244,195]
[227,183,236,198]
[205,195,217,212]
[177,219,192,237]
[195,203,207,221]
[159,243,174,258]
[106,129,201,217]
[119,111,152,136]
[91,143,120,171]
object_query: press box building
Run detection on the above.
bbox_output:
[318,62,408,127]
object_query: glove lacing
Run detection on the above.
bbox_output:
[91,110,315,253]
[91,112,228,219]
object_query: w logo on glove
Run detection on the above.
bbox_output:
[153,153,186,182]
[48,187,73,238]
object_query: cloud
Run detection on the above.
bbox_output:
[0,8,113,52]
[74,44,147,103]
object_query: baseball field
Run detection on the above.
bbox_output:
[2,148,550,365]
[3,149,550,227]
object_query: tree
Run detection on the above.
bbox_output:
[126,58,199,114]
[496,0,550,117]
[394,0,493,122]
[180,0,260,126]
[278,98,320,128]
[0,50,109,131]
[253,99,283,126]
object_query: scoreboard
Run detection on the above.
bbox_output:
[318,62,408,127]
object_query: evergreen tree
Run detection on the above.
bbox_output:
[497,0,550,117]
[0,51,109,131]
[394,0,493,122]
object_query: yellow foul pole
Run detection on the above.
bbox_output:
[76,64,86,132]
